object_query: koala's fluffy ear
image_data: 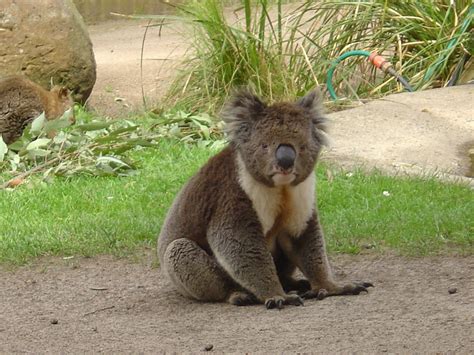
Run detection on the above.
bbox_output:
[221,90,266,143]
[297,89,331,146]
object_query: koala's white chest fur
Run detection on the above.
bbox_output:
[236,155,315,242]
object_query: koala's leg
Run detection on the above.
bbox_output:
[162,238,234,302]
[207,219,303,309]
[289,215,373,300]
[274,250,311,294]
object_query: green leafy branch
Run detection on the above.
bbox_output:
[0,109,225,188]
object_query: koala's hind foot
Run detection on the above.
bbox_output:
[228,290,305,309]
[302,281,374,300]
[265,294,304,310]
[162,238,233,302]
[227,291,258,306]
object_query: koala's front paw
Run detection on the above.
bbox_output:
[302,281,374,300]
[264,294,304,309]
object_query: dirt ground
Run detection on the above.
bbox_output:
[86,19,186,117]
[1,18,473,354]
[1,254,473,353]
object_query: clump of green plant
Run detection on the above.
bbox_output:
[162,0,472,112]
[150,110,225,149]
[164,0,314,112]
[0,108,224,187]
[0,109,153,186]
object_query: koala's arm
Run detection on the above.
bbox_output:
[207,208,302,308]
[207,214,283,299]
[290,213,372,298]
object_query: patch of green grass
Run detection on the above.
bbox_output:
[318,169,473,255]
[0,141,213,264]
[0,142,472,264]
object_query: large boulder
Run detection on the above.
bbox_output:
[0,0,96,103]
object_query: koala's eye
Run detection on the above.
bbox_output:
[261,143,268,150]
[300,145,307,151]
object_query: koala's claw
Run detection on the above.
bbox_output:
[288,294,305,307]
[317,289,328,300]
[265,294,304,309]
[350,282,374,295]
[300,289,327,300]
[276,299,284,309]
[301,281,374,300]
[264,297,280,309]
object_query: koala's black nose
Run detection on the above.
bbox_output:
[276,144,296,170]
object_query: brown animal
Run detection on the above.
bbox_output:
[158,89,373,309]
[0,75,74,144]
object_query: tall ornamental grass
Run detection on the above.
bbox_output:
[163,0,472,112]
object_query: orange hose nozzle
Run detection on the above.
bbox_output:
[369,52,392,72]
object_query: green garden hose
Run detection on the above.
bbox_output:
[327,5,473,101]
[326,50,414,100]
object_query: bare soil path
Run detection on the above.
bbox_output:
[1,255,473,353]
[86,19,185,117]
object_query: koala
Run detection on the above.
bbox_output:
[158,89,373,309]
[0,75,75,145]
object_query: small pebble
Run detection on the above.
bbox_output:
[448,287,457,294]
[204,344,213,351]
[50,319,59,325]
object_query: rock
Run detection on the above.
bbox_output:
[203,344,214,351]
[0,0,96,103]
[448,287,457,294]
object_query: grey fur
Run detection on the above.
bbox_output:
[158,89,372,309]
